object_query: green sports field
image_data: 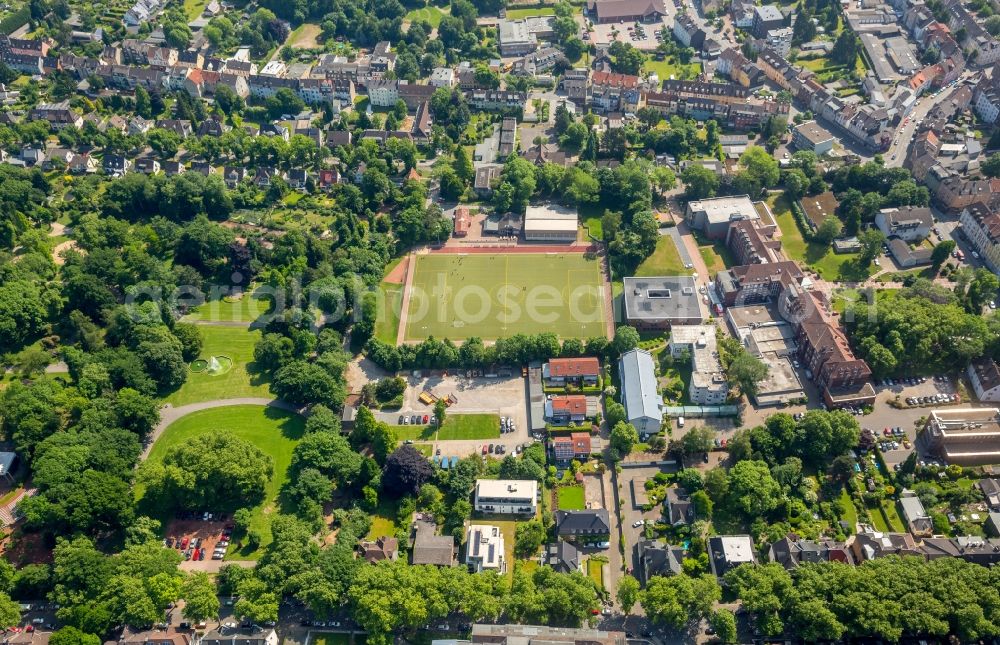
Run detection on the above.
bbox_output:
[403,253,608,341]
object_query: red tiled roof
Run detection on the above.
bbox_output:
[547,357,600,378]
[591,71,640,89]
[551,395,587,415]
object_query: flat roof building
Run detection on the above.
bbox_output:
[498,16,554,56]
[724,303,805,406]
[708,535,756,577]
[792,120,834,155]
[623,276,703,329]
[466,524,506,573]
[618,348,662,437]
[587,0,666,24]
[523,203,578,242]
[685,195,759,239]
[667,324,729,405]
[474,479,538,515]
[924,408,1000,466]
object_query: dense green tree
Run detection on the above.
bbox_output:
[641,573,720,629]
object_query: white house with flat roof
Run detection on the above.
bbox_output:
[618,349,662,437]
[466,524,506,573]
[474,479,538,515]
[667,324,729,405]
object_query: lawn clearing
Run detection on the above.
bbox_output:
[769,194,872,281]
[586,558,605,590]
[504,6,558,17]
[438,413,500,440]
[311,634,351,645]
[162,326,271,406]
[405,5,445,26]
[181,289,275,324]
[636,235,692,276]
[142,405,304,557]
[366,499,400,540]
[182,0,206,20]
[404,253,607,341]
[557,485,586,510]
[375,282,403,344]
[643,57,701,81]
[287,23,322,48]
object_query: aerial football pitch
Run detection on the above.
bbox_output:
[401,253,609,341]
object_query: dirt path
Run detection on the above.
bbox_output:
[383,255,409,285]
[144,398,302,459]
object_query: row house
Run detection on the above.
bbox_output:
[176,50,204,69]
[928,168,1000,211]
[29,101,82,129]
[946,0,1000,66]
[59,54,100,78]
[511,47,567,77]
[467,89,527,111]
[959,202,1000,275]
[590,71,641,113]
[974,73,1000,124]
[248,74,297,100]
[298,78,355,105]
[0,36,50,57]
[0,52,45,75]
[96,64,168,91]
[222,59,257,77]
[561,68,590,106]
[123,0,163,26]
[716,48,764,88]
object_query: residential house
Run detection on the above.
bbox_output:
[899,490,933,536]
[135,157,161,174]
[29,101,82,129]
[707,535,756,578]
[317,168,342,189]
[791,120,834,155]
[103,154,131,177]
[919,535,1000,566]
[68,153,98,174]
[466,524,506,573]
[959,202,1000,274]
[201,627,278,645]
[978,479,1000,509]
[968,358,1000,403]
[545,395,588,426]
[543,357,601,387]
[253,166,281,187]
[673,13,706,50]
[222,166,247,188]
[551,432,593,463]
[663,487,694,525]
[545,540,582,574]
[767,533,854,569]
[410,520,455,566]
[155,119,193,138]
[874,206,933,242]
[554,509,611,541]
[358,536,398,563]
[752,4,785,38]
[474,479,538,516]
[162,160,184,176]
[287,169,309,190]
[637,539,684,582]
[667,325,728,405]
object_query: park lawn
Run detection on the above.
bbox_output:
[366,499,400,540]
[162,325,272,406]
[405,5,445,26]
[586,558,605,590]
[438,413,500,440]
[404,253,607,341]
[769,194,872,281]
[182,290,275,324]
[557,485,586,510]
[636,235,692,276]
[142,405,305,557]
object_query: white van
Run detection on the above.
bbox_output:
[678,416,685,428]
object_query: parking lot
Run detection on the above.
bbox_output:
[587,18,670,50]
[165,515,234,564]
[373,371,530,456]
